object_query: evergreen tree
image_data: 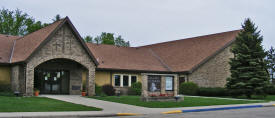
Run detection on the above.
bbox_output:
[267,46,275,82]
[226,18,269,98]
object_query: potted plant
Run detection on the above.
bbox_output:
[81,90,86,96]
[34,88,40,96]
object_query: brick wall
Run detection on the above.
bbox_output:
[188,45,233,88]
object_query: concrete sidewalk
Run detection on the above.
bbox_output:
[0,95,274,118]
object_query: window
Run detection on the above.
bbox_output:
[113,74,138,87]
[131,76,137,84]
[148,75,161,92]
[165,76,174,91]
[114,75,121,86]
[123,75,129,86]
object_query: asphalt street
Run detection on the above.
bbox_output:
[89,107,275,118]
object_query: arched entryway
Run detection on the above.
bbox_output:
[33,58,89,95]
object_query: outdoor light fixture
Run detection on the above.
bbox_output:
[174,95,181,102]
[14,91,20,97]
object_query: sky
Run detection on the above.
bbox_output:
[1,0,274,49]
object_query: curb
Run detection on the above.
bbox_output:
[0,113,142,118]
[162,104,275,114]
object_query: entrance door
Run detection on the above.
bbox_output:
[34,69,69,94]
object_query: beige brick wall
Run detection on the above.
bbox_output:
[0,66,11,86]
[188,45,233,88]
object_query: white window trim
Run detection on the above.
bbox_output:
[113,74,137,87]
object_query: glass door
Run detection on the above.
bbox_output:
[35,69,69,94]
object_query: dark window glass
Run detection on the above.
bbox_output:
[131,76,137,84]
[148,75,161,92]
[123,75,129,86]
[114,75,120,86]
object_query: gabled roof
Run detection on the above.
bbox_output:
[11,19,64,63]
[88,30,240,73]
[0,17,98,65]
[0,34,21,63]
[0,17,239,73]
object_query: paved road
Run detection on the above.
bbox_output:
[105,107,275,118]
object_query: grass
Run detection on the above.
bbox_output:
[0,93,102,112]
[89,96,265,108]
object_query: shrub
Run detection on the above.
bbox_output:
[265,85,275,95]
[102,84,115,96]
[95,84,103,96]
[198,87,228,97]
[179,82,199,95]
[0,84,11,92]
[130,82,142,95]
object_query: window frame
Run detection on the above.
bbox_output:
[113,74,138,87]
[165,76,174,91]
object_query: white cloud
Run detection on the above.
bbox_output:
[2,0,274,49]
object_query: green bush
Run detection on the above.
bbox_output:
[179,82,199,95]
[0,84,11,92]
[95,84,104,96]
[102,84,115,96]
[265,85,275,95]
[130,82,142,95]
[198,87,228,97]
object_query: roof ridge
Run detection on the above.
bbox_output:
[9,40,16,63]
[148,48,173,71]
[137,29,241,48]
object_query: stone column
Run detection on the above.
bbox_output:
[25,64,34,96]
[87,68,95,96]
[141,73,148,98]
[11,65,20,92]
[174,75,178,96]
[161,76,166,94]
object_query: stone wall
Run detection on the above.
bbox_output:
[11,65,19,92]
[141,73,178,101]
[24,24,96,96]
[188,45,233,87]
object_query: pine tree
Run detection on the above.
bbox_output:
[226,18,269,98]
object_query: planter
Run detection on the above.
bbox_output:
[34,91,39,96]
[82,92,86,96]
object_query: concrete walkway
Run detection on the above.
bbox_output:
[0,95,274,118]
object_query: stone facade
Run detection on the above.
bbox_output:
[11,65,25,94]
[188,45,233,87]
[11,65,20,92]
[141,73,178,101]
[24,24,96,96]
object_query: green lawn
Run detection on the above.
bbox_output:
[0,95,102,112]
[90,96,265,108]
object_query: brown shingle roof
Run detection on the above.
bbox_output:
[87,43,168,72]
[0,34,21,63]
[139,30,240,72]
[11,19,64,63]
[0,17,239,73]
[88,30,240,72]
